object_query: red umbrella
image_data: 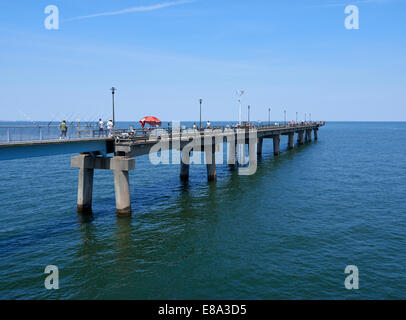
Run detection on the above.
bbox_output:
[139,116,162,128]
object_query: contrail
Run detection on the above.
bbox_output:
[63,0,194,22]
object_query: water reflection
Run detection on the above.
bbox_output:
[77,213,94,223]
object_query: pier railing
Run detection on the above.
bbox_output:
[0,125,108,143]
[114,121,325,143]
[0,121,325,144]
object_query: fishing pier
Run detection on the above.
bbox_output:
[0,122,325,217]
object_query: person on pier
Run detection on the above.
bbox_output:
[59,120,67,139]
[98,118,104,137]
[107,119,113,137]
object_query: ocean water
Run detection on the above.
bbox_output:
[0,122,405,299]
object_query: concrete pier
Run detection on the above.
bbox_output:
[71,155,135,217]
[76,154,94,214]
[257,138,263,155]
[306,129,312,142]
[180,150,191,181]
[205,143,217,181]
[273,135,280,156]
[1,121,326,217]
[288,133,295,150]
[111,156,134,217]
[237,143,246,166]
[298,131,305,145]
[63,121,326,217]
[227,142,236,168]
[113,168,131,217]
[314,128,318,140]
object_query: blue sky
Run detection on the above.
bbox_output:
[0,0,405,121]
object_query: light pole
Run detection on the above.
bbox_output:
[296,112,298,123]
[248,105,250,123]
[238,99,241,124]
[110,87,116,135]
[268,108,271,125]
[305,113,307,122]
[237,90,245,125]
[284,109,286,125]
[199,99,202,131]
[309,113,312,122]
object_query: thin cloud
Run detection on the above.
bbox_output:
[63,0,194,22]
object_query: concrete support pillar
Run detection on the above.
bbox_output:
[273,135,280,156]
[111,156,135,217]
[113,168,132,217]
[298,131,305,145]
[77,167,94,214]
[227,142,236,168]
[237,143,247,166]
[288,133,295,150]
[249,140,257,168]
[180,150,190,181]
[314,128,318,140]
[306,129,312,142]
[71,155,135,217]
[75,154,94,214]
[257,138,263,155]
[205,143,217,181]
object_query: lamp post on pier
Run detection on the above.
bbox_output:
[268,108,271,125]
[236,90,245,125]
[248,105,250,123]
[199,99,202,131]
[284,109,286,125]
[110,87,116,135]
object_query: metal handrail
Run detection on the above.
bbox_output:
[114,122,325,143]
[0,121,325,144]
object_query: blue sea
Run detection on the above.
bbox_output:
[0,122,405,299]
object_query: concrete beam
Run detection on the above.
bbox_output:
[71,155,135,171]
